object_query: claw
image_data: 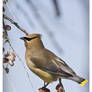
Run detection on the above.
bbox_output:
[38,82,50,92]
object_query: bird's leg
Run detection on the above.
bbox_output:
[43,82,49,88]
[59,78,64,89]
[56,78,65,92]
[44,81,45,87]
[59,78,65,92]
[44,83,49,88]
[38,82,50,91]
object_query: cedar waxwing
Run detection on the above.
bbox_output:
[20,34,88,88]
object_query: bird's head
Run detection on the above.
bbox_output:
[20,34,44,49]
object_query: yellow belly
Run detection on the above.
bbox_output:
[30,67,57,83]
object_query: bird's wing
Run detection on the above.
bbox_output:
[30,49,76,77]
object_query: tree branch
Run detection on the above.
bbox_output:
[3,14,29,35]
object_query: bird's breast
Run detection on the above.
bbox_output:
[25,57,57,83]
[29,67,57,83]
[26,58,36,68]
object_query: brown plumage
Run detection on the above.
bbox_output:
[20,34,88,86]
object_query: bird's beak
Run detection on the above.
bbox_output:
[20,37,25,40]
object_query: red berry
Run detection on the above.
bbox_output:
[5,25,11,31]
[3,57,9,63]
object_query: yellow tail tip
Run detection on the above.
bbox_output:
[80,80,88,86]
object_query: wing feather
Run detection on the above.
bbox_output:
[30,49,76,77]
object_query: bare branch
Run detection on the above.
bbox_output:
[52,0,61,16]
[3,14,29,35]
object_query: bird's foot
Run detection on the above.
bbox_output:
[39,83,50,92]
[39,87,50,92]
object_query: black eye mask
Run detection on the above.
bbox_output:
[24,37,37,41]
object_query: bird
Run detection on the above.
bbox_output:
[20,33,88,90]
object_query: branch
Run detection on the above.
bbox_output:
[52,0,61,16]
[3,14,29,35]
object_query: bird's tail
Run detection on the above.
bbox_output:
[69,75,88,86]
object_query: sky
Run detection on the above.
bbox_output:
[3,0,89,92]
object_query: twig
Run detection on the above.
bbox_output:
[3,2,35,92]
[3,14,29,35]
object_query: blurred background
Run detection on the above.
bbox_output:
[3,0,89,92]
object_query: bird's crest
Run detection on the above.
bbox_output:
[26,34,41,39]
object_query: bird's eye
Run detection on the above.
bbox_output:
[24,37,32,41]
